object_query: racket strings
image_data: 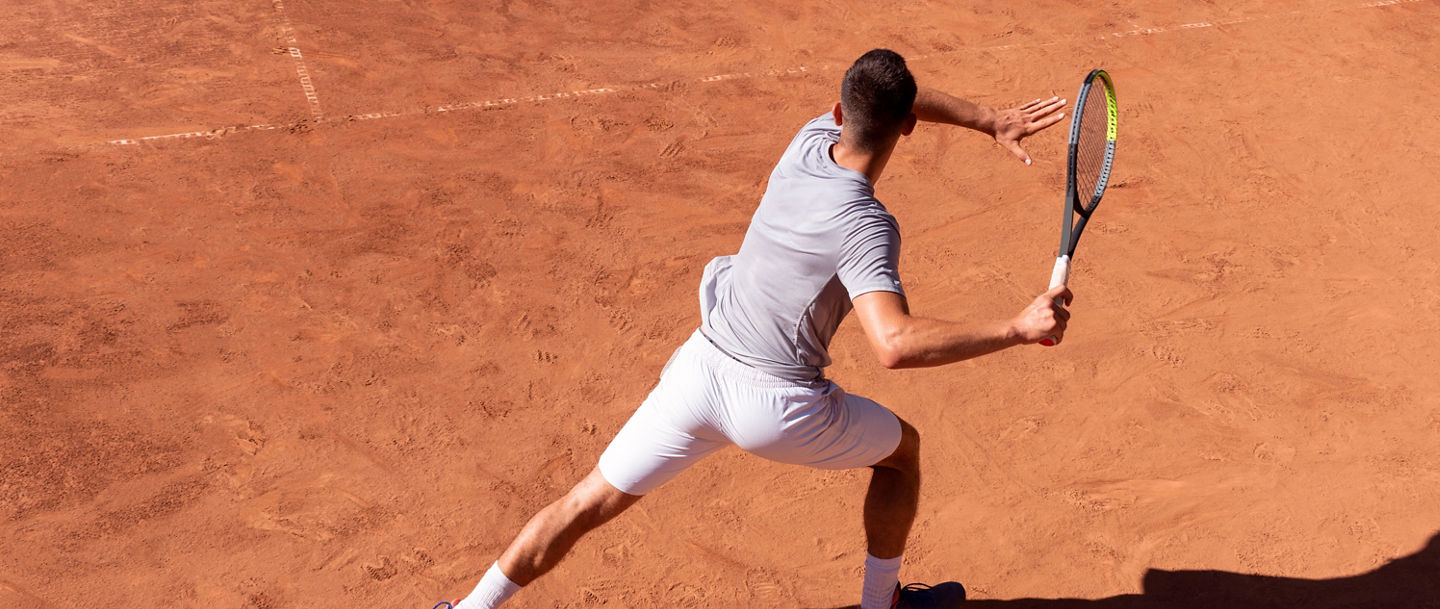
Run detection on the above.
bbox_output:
[1073,82,1111,213]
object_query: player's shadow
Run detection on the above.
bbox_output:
[805,530,1440,609]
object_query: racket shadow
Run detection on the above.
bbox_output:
[799,530,1440,609]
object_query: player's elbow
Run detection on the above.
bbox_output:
[854,294,920,369]
[872,337,915,370]
[879,351,927,370]
[875,347,905,370]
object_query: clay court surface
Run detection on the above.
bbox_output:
[4,0,1440,607]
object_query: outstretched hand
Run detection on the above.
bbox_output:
[994,96,1067,165]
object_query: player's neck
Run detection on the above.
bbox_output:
[830,140,894,184]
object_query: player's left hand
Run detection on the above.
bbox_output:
[994,96,1067,165]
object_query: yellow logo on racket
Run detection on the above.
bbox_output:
[1098,70,1118,142]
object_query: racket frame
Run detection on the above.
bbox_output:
[1058,69,1117,260]
[1041,69,1116,346]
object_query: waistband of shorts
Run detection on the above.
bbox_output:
[689,329,828,388]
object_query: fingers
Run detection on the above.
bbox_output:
[1018,96,1059,112]
[1003,139,1032,165]
[1029,109,1067,134]
[1020,285,1074,345]
[1025,97,1067,119]
[1041,286,1073,345]
[1042,284,1073,306]
[1045,304,1068,343]
[1037,314,1066,346]
[998,96,1067,164]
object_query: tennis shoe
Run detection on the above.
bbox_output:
[892,581,967,608]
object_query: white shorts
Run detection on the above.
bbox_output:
[597,330,903,495]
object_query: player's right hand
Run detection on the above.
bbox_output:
[1011,285,1073,344]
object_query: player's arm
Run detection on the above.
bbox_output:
[913,87,1067,165]
[850,287,1072,369]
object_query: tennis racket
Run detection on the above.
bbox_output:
[1040,69,1117,347]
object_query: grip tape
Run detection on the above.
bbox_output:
[1039,255,1071,347]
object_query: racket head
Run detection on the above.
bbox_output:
[1060,69,1116,256]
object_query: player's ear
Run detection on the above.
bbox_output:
[900,112,917,136]
[832,102,844,125]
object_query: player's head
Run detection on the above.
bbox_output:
[838,49,918,152]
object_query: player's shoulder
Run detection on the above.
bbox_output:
[801,112,840,132]
[837,196,899,233]
[786,113,840,149]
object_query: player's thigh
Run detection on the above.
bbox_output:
[596,335,729,495]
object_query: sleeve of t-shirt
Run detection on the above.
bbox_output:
[837,210,905,299]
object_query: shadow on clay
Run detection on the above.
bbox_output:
[804,530,1440,609]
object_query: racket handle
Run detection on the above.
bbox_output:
[1039,255,1070,347]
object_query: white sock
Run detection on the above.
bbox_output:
[860,553,903,609]
[455,563,522,609]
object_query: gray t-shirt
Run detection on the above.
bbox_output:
[700,113,905,382]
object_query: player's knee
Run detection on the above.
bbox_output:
[895,419,920,467]
[556,470,635,530]
[874,418,920,474]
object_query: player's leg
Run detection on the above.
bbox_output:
[864,417,920,560]
[722,379,960,609]
[497,467,641,584]
[858,412,964,608]
[452,331,728,609]
[860,417,920,609]
[857,414,963,608]
[718,378,913,609]
[456,424,721,609]
[455,468,640,609]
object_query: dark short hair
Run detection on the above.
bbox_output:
[840,49,917,151]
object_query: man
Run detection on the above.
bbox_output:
[444,49,1070,609]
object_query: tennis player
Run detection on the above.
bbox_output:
[444,49,1070,609]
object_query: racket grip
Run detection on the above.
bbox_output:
[1048,255,1071,290]
[1039,255,1070,347]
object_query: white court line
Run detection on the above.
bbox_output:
[105,1,323,146]
[105,124,283,146]
[1094,0,1430,38]
[271,0,324,121]
[103,0,1429,148]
